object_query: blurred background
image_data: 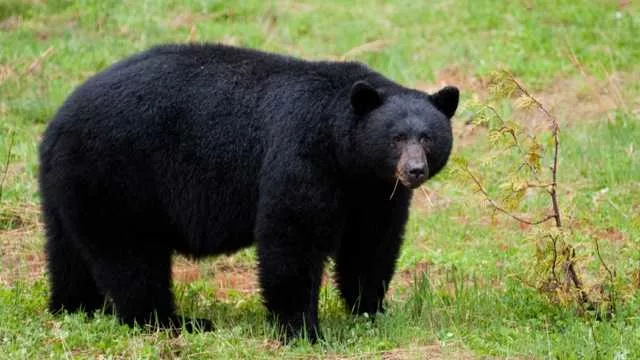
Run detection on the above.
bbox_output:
[0,1,638,358]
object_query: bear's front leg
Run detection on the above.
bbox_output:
[334,187,411,316]
[257,241,325,342]
[255,164,343,343]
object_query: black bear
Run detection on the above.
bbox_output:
[39,44,458,342]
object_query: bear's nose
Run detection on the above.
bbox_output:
[406,162,427,180]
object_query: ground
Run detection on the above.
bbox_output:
[1,0,639,358]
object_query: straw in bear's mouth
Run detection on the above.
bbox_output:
[389,173,424,199]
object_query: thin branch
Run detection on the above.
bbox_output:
[566,259,588,305]
[525,182,555,189]
[593,236,614,283]
[463,165,556,226]
[593,235,617,315]
[494,125,520,147]
[510,77,556,125]
[0,130,15,202]
[549,130,562,227]
[509,75,562,227]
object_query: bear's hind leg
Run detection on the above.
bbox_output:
[44,210,105,315]
[89,244,212,333]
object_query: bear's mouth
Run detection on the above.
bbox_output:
[394,145,430,190]
[397,175,426,189]
[395,168,429,189]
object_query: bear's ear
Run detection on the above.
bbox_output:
[350,81,382,115]
[429,86,459,119]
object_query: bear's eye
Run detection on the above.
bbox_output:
[392,134,407,144]
[419,135,431,145]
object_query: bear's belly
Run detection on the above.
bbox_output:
[175,228,256,257]
[170,188,259,257]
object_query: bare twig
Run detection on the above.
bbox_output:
[549,131,562,227]
[494,125,520,146]
[593,235,617,315]
[0,130,15,201]
[558,246,588,307]
[526,182,555,189]
[484,104,507,126]
[566,260,588,305]
[593,236,615,283]
[463,165,556,225]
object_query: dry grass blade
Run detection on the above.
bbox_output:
[24,46,55,75]
[186,25,197,42]
[339,40,391,61]
[389,177,400,200]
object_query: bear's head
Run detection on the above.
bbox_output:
[350,81,458,189]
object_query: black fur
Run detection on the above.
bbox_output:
[39,43,458,342]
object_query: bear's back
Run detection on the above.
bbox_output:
[47,44,377,140]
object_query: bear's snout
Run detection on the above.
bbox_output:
[405,159,427,184]
[396,142,429,189]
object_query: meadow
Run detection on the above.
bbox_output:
[1,0,639,358]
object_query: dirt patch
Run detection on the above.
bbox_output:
[175,257,461,305]
[0,202,43,286]
[380,344,475,360]
[173,257,342,301]
[0,244,45,286]
[211,263,259,299]
[0,205,42,286]
[567,218,632,249]
[517,74,624,129]
[593,227,629,248]
[420,65,636,130]
[0,202,40,230]
[325,343,477,360]
[391,261,432,292]
[0,15,22,31]
[435,66,487,96]
[387,261,481,302]
[172,257,260,300]
[172,259,203,283]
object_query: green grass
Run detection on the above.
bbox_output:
[1,0,639,358]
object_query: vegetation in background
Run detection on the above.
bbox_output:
[1,0,638,358]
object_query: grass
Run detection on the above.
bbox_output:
[1,0,639,358]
